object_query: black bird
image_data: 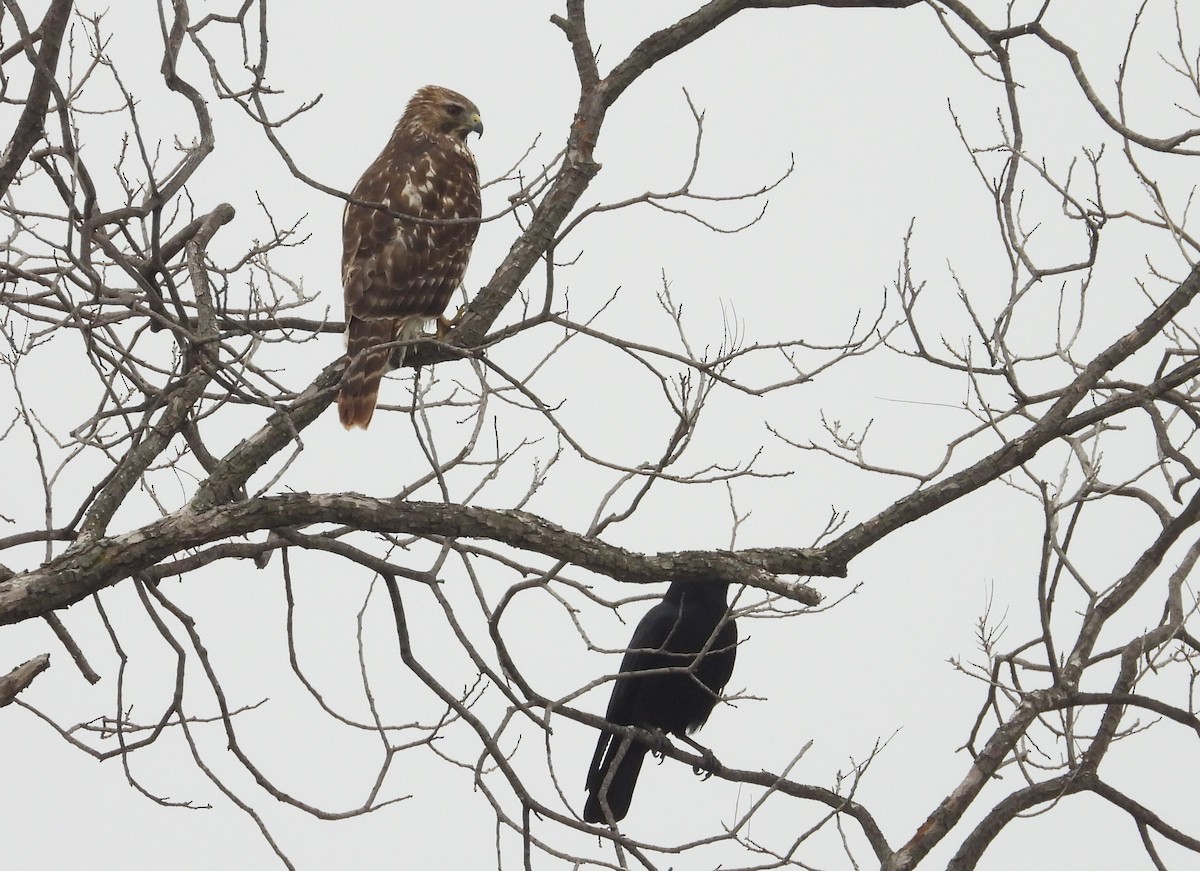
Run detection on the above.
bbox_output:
[583,579,738,824]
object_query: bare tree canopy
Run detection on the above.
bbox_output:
[2,1,1200,869]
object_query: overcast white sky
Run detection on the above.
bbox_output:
[2,1,1198,869]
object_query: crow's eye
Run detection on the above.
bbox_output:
[446,103,464,117]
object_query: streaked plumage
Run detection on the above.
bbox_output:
[337,84,483,429]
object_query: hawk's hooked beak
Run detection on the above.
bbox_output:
[469,114,484,138]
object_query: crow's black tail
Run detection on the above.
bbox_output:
[584,734,647,823]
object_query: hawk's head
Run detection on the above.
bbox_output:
[403,85,484,142]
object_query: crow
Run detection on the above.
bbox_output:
[583,579,738,823]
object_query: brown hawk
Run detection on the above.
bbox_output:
[337,84,483,429]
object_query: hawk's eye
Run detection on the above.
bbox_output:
[446,104,464,117]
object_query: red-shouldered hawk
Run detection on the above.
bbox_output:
[337,85,483,429]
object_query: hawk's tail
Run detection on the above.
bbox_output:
[337,318,422,429]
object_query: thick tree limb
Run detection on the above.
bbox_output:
[77,204,234,542]
[1,494,829,626]
[0,0,72,198]
[0,653,50,707]
[187,359,343,512]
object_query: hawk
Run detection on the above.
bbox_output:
[337,85,483,429]
[583,580,739,823]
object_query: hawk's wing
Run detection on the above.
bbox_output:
[341,146,480,323]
